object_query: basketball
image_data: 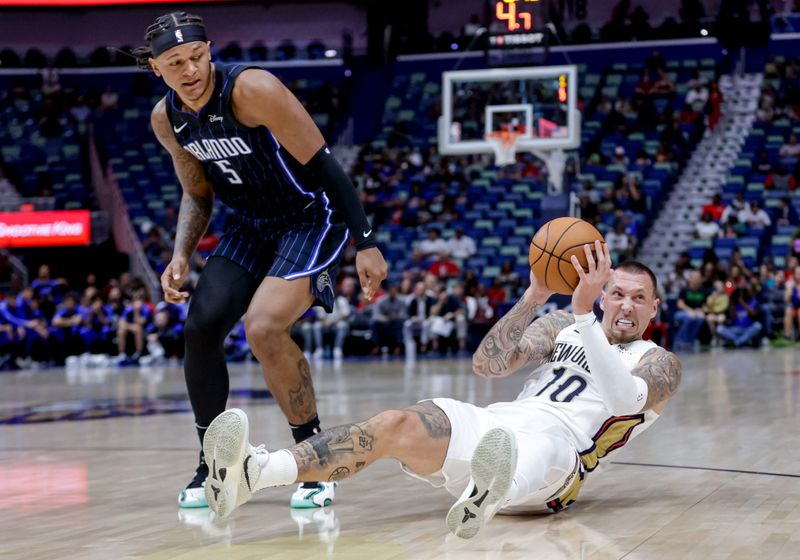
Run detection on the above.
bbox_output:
[529,217,605,295]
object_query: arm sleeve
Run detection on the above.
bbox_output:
[574,312,648,415]
[302,145,376,250]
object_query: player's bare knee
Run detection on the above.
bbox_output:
[371,409,428,455]
[244,315,283,352]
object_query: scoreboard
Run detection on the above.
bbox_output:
[489,0,549,48]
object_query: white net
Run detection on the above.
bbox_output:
[485,132,523,167]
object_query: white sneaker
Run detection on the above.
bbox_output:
[203,409,251,518]
[290,482,337,508]
[312,348,324,361]
[445,426,517,539]
[333,348,343,360]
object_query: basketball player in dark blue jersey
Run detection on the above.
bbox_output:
[135,12,388,510]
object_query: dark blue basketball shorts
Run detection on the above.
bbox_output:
[210,222,349,312]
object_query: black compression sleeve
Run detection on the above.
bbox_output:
[302,145,376,250]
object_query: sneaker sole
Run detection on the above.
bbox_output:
[445,426,517,539]
[203,409,249,518]
[178,495,208,509]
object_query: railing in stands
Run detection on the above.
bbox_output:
[88,125,161,302]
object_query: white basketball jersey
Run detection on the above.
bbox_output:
[512,324,659,472]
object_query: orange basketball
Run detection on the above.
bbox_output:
[529,217,605,295]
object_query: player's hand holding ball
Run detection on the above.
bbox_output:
[529,217,605,296]
[570,241,613,315]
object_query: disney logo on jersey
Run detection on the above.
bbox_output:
[183,137,253,162]
[208,114,223,123]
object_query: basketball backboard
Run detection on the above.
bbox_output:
[438,65,580,157]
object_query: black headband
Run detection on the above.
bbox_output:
[150,24,208,58]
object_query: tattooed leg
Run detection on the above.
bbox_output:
[288,401,452,483]
[245,276,318,424]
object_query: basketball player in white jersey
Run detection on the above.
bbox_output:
[198,241,681,538]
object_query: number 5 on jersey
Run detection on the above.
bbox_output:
[214,159,242,184]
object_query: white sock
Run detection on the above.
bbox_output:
[253,449,298,491]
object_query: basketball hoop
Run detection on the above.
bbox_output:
[485,130,524,167]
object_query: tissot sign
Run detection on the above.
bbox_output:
[0,210,91,248]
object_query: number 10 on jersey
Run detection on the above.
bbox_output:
[536,367,588,403]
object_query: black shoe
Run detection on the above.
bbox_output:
[178,452,209,508]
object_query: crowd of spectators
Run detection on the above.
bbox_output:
[0,264,186,369]
[664,249,800,349]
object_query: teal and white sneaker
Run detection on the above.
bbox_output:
[290,482,337,508]
[178,452,209,508]
[445,426,518,539]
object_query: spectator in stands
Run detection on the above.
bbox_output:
[145,301,186,363]
[36,96,63,137]
[447,227,476,263]
[755,150,773,174]
[665,252,691,298]
[783,266,800,341]
[100,85,119,111]
[311,293,351,361]
[612,146,629,166]
[427,251,461,280]
[704,280,730,344]
[415,228,448,259]
[116,290,152,364]
[686,81,709,113]
[678,103,700,126]
[765,164,797,190]
[464,283,494,351]
[702,194,726,222]
[776,197,800,226]
[707,80,723,131]
[430,285,467,354]
[656,142,675,163]
[373,285,407,356]
[780,133,800,159]
[739,200,772,229]
[606,221,634,261]
[721,191,746,223]
[496,261,521,293]
[50,292,85,362]
[652,69,676,95]
[80,294,114,355]
[635,70,655,97]
[12,289,53,365]
[695,211,721,239]
[674,270,709,349]
[404,281,434,355]
[717,286,763,347]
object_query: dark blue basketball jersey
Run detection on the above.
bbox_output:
[164,63,337,237]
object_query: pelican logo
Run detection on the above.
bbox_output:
[316,270,332,293]
[175,29,184,43]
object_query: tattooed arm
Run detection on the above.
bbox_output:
[631,347,682,413]
[472,274,574,377]
[151,100,214,303]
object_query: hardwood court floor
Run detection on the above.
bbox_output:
[1,348,799,560]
